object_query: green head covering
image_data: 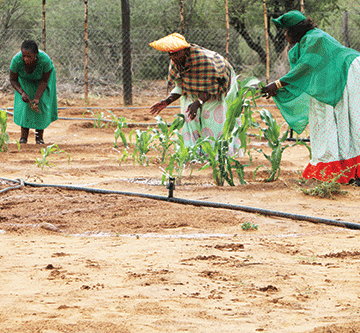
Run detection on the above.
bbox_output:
[272,10,306,29]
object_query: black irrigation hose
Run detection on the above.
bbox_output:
[2,177,359,230]
[4,110,310,140]
[4,110,167,128]
[4,105,276,110]
[0,178,24,194]
[168,197,360,230]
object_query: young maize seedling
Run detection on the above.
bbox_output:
[35,143,71,169]
[152,114,185,164]
[197,76,261,186]
[83,109,108,128]
[161,129,191,185]
[0,109,10,152]
[253,109,311,182]
[129,128,156,166]
[241,222,258,231]
[108,111,129,148]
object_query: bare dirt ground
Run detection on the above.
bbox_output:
[1,92,360,333]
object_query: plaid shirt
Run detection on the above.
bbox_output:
[168,44,232,99]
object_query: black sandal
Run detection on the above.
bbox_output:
[349,178,360,186]
[19,137,27,144]
[36,138,45,144]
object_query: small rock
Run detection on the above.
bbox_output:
[40,223,60,232]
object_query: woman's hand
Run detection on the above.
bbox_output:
[150,100,167,115]
[186,100,201,121]
[21,92,31,103]
[30,99,40,113]
[261,82,278,99]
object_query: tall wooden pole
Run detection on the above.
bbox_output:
[121,0,132,105]
[300,0,304,13]
[84,0,89,103]
[42,0,46,51]
[180,0,184,35]
[263,0,270,84]
[225,0,229,61]
[343,10,350,47]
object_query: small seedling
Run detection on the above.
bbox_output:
[152,114,185,164]
[294,255,318,262]
[253,109,311,182]
[296,170,308,185]
[129,128,156,166]
[108,111,129,148]
[161,129,191,185]
[35,143,71,169]
[117,148,130,165]
[241,222,258,231]
[83,109,108,128]
[0,109,10,152]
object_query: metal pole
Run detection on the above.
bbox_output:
[180,0,184,35]
[263,0,270,84]
[84,0,89,104]
[225,0,229,61]
[42,0,46,51]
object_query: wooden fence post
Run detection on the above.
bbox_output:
[343,10,350,48]
[300,0,304,14]
[42,0,46,51]
[263,0,270,84]
[121,0,132,105]
[225,0,229,61]
[84,0,89,104]
[180,0,184,35]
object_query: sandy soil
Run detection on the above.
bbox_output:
[1,93,360,333]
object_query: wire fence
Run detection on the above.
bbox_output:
[0,11,359,104]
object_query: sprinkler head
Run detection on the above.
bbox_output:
[167,177,176,198]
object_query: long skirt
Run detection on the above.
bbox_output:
[172,71,242,156]
[302,57,360,183]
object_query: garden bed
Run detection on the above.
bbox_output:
[0,94,360,333]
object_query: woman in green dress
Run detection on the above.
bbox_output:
[9,40,58,144]
[261,11,360,184]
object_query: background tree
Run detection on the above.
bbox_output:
[213,0,341,65]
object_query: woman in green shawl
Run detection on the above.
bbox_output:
[10,40,58,144]
[261,10,360,184]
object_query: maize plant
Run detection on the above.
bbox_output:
[253,109,311,182]
[161,129,196,185]
[224,76,262,148]
[197,76,261,186]
[108,111,129,148]
[83,109,108,128]
[198,136,252,186]
[0,109,9,152]
[152,114,185,164]
[35,143,71,169]
[129,128,156,166]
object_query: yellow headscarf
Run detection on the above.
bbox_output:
[149,33,190,53]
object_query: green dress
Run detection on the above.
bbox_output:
[273,29,359,134]
[10,50,58,130]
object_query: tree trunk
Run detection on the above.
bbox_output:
[230,16,267,65]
